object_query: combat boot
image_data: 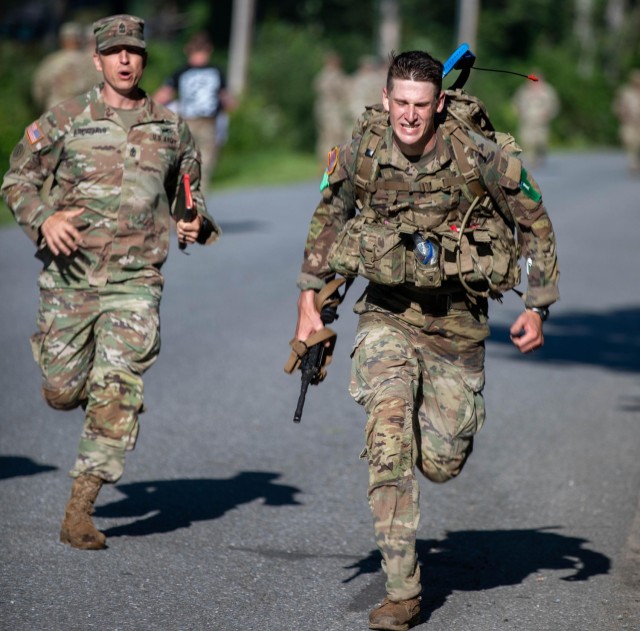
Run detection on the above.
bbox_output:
[368,596,421,631]
[59,474,107,550]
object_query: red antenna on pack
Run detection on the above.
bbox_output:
[474,67,538,81]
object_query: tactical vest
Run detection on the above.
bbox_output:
[327,90,522,298]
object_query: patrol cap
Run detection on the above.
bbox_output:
[93,14,146,52]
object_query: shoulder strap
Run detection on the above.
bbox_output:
[448,126,486,200]
[354,124,385,207]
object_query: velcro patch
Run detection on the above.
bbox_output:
[320,170,330,192]
[26,121,44,145]
[520,167,541,203]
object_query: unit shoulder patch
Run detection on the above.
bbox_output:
[320,146,340,192]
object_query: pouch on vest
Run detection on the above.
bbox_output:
[327,214,365,278]
[359,221,406,285]
[406,231,443,289]
[439,222,520,293]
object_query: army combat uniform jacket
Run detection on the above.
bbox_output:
[298,123,559,326]
[2,84,220,290]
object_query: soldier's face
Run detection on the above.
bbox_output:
[383,79,445,156]
[93,46,146,98]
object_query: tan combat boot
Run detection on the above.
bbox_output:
[368,596,421,631]
[59,474,107,550]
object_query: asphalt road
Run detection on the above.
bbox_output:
[1,151,639,631]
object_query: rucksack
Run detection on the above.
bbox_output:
[330,76,524,299]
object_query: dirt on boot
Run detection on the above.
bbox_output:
[59,474,107,550]
[368,597,421,631]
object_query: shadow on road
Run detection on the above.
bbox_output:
[217,220,270,234]
[0,455,57,480]
[344,527,610,619]
[490,306,640,373]
[95,471,301,537]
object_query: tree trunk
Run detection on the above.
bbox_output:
[378,0,401,60]
[605,0,626,82]
[456,0,480,52]
[228,0,255,98]
[574,0,596,78]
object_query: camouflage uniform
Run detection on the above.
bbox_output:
[313,54,350,165]
[347,57,388,124]
[2,85,220,483]
[512,79,560,168]
[298,123,559,601]
[32,48,101,111]
[613,70,640,175]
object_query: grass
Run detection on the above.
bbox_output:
[212,147,319,190]
[0,148,320,228]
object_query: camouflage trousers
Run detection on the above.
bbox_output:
[349,309,489,601]
[186,117,219,190]
[620,125,640,171]
[30,285,162,483]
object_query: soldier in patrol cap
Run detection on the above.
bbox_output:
[2,14,221,550]
[292,50,559,630]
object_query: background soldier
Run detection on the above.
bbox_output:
[347,55,388,123]
[2,14,221,550]
[153,31,237,192]
[32,21,101,111]
[512,73,560,168]
[613,69,640,177]
[292,51,559,630]
[313,51,350,167]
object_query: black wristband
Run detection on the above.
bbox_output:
[527,306,549,322]
[196,216,213,244]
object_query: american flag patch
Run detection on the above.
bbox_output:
[26,122,43,145]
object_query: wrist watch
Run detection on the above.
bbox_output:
[527,306,549,322]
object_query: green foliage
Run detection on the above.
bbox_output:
[248,20,326,151]
[0,42,40,162]
[0,0,636,207]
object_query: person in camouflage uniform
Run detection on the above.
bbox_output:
[511,73,560,169]
[613,69,640,177]
[292,51,559,630]
[313,52,350,167]
[2,14,221,551]
[32,22,102,111]
[348,55,389,125]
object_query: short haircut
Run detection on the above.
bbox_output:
[185,31,213,55]
[386,51,443,95]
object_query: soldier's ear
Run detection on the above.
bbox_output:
[142,52,148,68]
[382,87,390,112]
[92,52,102,72]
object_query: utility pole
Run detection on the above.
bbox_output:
[456,0,479,50]
[228,0,255,98]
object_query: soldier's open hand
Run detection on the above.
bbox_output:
[41,208,85,256]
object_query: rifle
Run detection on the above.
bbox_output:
[173,174,196,252]
[285,277,349,423]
